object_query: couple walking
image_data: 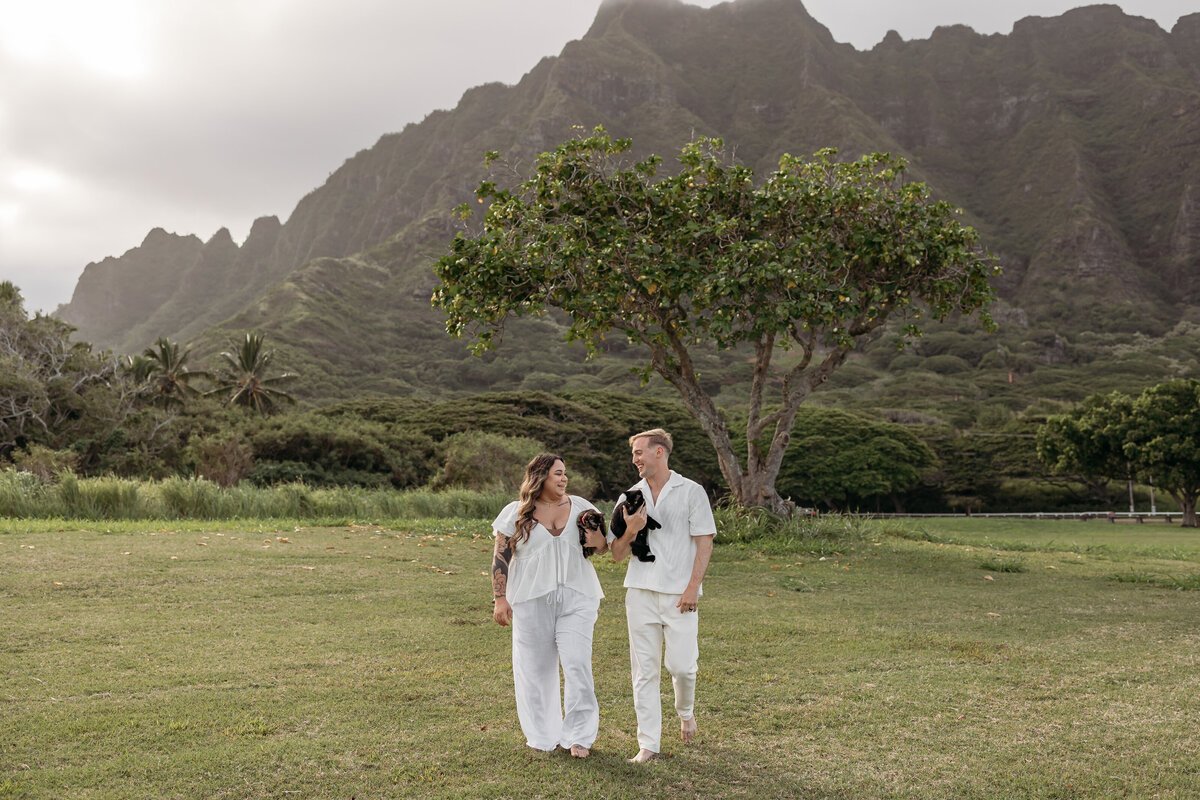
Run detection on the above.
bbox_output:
[490,428,716,761]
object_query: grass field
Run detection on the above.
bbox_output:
[3,516,1200,799]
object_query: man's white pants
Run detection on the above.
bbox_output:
[511,586,600,751]
[625,587,699,753]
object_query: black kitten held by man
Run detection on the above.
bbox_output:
[609,488,660,562]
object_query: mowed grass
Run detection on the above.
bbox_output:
[3,517,1200,799]
[893,516,1200,560]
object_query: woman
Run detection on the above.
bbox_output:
[491,453,608,757]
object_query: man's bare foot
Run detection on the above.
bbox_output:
[681,715,698,743]
[569,744,590,758]
[629,748,658,763]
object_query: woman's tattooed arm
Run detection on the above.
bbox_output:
[492,533,514,626]
[492,533,513,599]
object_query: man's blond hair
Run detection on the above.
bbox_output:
[629,428,673,454]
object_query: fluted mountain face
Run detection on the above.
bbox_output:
[56,0,1200,404]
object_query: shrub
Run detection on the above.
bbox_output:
[888,354,923,371]
[520,372,566,392]
[244,412,436,488]
[923,354,971,375]
[9,444,78,482]
[188,433,254,488]
[430,431,547,493]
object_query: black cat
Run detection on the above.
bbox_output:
[577,509,605,558]
[610,488,661,563]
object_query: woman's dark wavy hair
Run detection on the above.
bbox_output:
[513,453,564,548]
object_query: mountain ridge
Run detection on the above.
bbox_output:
[54,0,1200,411]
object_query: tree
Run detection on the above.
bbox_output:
[139,337,208,410]
[768,407,936,512]
[1036,391,1136,505]
[0,281,134,461]
[1038,381,1200,527]
[432,130,997,512]
[1125,379,1200,528]
[206,332,298,415]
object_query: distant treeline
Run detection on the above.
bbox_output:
[5,385,1171,515]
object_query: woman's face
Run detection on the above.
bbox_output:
[541,459,568,500]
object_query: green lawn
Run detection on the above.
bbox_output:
[3,517,1199,799]
[893,515,1200,561]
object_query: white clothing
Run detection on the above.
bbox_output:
[612,471,717,595]
[493,495,604,751]
[511,586,600,750]
[492,496,604,604]
[626,587,698,753]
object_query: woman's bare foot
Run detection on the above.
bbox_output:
[629,748,658,763]
[681,715,698,743]
[569,744,590,758]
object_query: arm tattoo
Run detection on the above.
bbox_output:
[492,534,513,598]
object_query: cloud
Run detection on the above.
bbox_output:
[0,0,603,313]
[0,0,1190,315]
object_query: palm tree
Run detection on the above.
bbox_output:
[207,331,298,414]
[140,338,207,409]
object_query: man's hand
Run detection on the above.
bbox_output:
[621,504,647,537]
[676,586,700,613]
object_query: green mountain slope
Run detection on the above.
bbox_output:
[55,0,1200,413]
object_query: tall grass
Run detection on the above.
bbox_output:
[0,468,512,522]
[713,505,874,554]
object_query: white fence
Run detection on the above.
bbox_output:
[866,511,1181,523]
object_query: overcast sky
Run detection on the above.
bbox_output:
[1,0,1193,315]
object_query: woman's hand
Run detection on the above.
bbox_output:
[582,525,608,554]
[493,596,513,626]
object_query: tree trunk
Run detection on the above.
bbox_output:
[1168,490,1199,527]
[729,471,796,516]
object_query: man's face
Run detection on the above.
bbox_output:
[631,437,665,480]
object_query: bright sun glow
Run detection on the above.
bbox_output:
[0,0,150,80]
[9,163,67,193]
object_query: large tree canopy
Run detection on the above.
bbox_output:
[771,407,936,512]
[433,130,997,511]
[0,281,132,462]
[1036,390,1137,501]
[1127,380,1200,527]
[1038,379,1200,527]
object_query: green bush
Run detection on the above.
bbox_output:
[8,444,78,482]
[520,372,566,392]
[744,407,935,512]
[244,412,436,488]
[888,354,923,371]
[431,431,547,493]
[923,354,972,375]
[187,432,254,488]
[321,390,719,499]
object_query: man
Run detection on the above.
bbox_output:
[610,428,716,763]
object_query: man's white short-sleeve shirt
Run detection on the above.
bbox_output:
[612,471,716,595]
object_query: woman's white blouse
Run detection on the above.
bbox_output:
[492,495,605,604]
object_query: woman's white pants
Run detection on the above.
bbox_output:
[511,586,600,751]
[625,587,699,753]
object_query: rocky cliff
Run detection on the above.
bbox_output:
[56,0,1200,404]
